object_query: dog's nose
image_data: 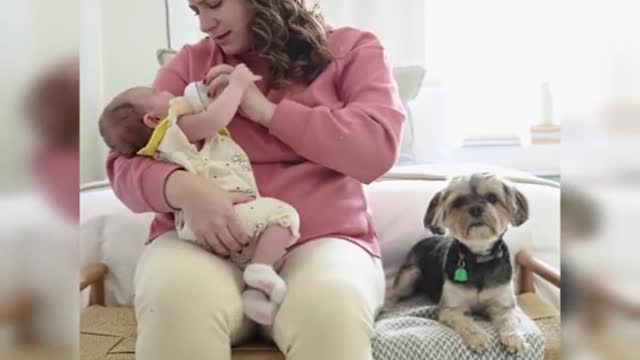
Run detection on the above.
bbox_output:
[469,205,483,218]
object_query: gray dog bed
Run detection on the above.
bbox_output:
[373,296,545,360]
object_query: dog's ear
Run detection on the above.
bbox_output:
[424,190,447,235]
[504,184,529,226]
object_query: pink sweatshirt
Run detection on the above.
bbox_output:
[106,27,405,257]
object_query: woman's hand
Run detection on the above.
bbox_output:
[229,64,262,89]
[165,170,253,257]
[239,83,276,127]
[204,64,276,126]
[204,64,234,98]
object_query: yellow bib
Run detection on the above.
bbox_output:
[137,117,231,156]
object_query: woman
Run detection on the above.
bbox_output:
[106,0,405,359]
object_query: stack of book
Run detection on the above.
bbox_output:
[530,124,560,144]
[462,134,521,147]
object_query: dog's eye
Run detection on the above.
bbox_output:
[452,197,467,208]
[486,193,499,204]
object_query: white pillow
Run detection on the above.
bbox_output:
[393,66,426,164]
[156,48,177,66]
[365,180,436,286]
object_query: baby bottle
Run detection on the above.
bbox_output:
[183,81,211,112]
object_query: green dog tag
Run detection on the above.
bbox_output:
[454,268,468,282]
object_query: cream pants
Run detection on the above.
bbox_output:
[133,231,385,360]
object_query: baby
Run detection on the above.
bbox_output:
[99,64,299,325]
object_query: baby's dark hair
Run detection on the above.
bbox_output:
[99,90,153,158]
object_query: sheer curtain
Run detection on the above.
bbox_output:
[425,0,561,145]
[314,0,426,67]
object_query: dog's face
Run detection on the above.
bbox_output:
[424,173,529,251]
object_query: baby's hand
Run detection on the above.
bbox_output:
[229,64,262,89]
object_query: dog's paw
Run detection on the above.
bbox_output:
[500,333,528,354]
[463,329,491,353]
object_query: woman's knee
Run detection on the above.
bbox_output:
[275,278,376,337]
[134,238,245,325]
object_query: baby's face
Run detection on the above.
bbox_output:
[126,87,174,123]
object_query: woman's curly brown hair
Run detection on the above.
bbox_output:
[248,0,333,89]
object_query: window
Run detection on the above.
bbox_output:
[424,0,560,146]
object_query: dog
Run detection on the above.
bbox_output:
[387,173,530,354]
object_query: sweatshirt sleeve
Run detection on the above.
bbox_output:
[268,33,406,184]
[106,151,181,213]
[105,47,193,213]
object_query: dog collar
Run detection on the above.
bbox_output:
[455,237,506,263]
[474,247,505,264]
[453,238,506,283]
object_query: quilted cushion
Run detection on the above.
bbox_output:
[373,297,546,360]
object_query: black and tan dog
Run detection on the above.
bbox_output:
[387,173,530,354]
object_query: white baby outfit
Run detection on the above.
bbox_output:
[140,83,300,267]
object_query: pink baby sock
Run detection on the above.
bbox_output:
[242,289,277,325]
[243,263,287,304]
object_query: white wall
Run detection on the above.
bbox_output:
[81,0,168,183]
[167,0,202,48]
[0,0,80,189]
[0,2,35,187]
[100,0,167,101]
[35,1,80,61]
[80,0,104,184]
